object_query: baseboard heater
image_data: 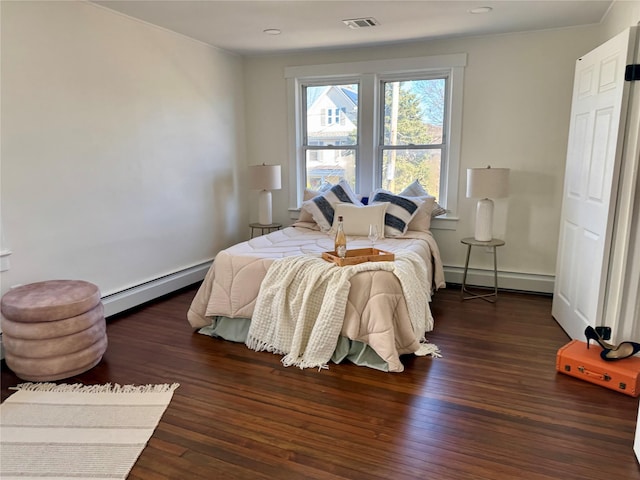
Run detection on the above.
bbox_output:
[101,260,212,318]
[99,261,552,319]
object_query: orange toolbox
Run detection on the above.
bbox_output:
[556,339,640,397]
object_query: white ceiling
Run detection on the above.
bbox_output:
[92,0,613,56]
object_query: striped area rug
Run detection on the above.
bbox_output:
[0,382,179,479]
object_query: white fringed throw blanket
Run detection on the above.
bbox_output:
[0,382,179,480]
[246,251,437,369]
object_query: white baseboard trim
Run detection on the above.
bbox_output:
[102,261,212,318]
[444,266,555,294]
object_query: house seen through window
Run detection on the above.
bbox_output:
[305,84,358,190]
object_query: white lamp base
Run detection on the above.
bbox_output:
[474,198,494,241]
[257,190,273,225]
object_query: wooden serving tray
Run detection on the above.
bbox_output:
[322,248,395,267]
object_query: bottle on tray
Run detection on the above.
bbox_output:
[335,215,347,259]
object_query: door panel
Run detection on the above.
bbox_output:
[556,221,577,303]
[575,229,598,322]
[552,27,637,340]
[587,108,614,200]
[567,114,589,197]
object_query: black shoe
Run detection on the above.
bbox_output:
[584,326,615,350]
[600,342,640,361]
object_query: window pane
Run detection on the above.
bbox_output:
[381,148,441,199]
[306,149,356,191]
[383,79,444,146]
[306,84,358,146]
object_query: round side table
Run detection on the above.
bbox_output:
[460,237,505,302]
[249,222,282,238]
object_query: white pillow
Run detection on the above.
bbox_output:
[400,180,447,217]
[370,189,423,237]
[330,202,389,238]
[301,180,362,232]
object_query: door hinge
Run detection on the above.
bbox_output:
[625,64,640,81]
[596,326,611,340]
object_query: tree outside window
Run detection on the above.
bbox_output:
[381,78,445,198]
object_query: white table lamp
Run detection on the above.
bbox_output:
[249,164,281,225]
[466,166,510,242]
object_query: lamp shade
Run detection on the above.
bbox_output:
[249,164,281,191]
[466,167,510,199]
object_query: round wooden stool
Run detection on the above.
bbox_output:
[1,280,108,381]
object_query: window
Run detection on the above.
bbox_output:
[325,108,343,125]
[381,77,445,198]
[286,54,466,228]
[304,84,358,190]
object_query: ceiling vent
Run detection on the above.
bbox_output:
[342,17,379,29]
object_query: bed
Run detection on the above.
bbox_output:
[187,181,446,372]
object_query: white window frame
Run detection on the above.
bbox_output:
[378,72,449,196]
[301,80,361,191]
[285,53,466,230]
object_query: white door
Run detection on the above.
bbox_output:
[552,27,638,340]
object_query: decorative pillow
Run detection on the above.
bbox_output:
[404,195,436,234]
[291,220,321,231]
[304,189,322,201]
[431,203,447,217]
[400,179,429,197]
[301,180,361,232]
[299,184,337,223]
[400,180,447,217]
[370,189,423,237]
[330,202,389,237]
[298,189,321,223]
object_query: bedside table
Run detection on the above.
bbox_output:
[249,222,282,238]
[460,237,505,302]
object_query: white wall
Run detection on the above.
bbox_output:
[598,0,640,41]
[0,1,247,298]
[3,0,637,305]
[243,26,602,290]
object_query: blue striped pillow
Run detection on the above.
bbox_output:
[301,180,361,231]
[370,189,424,237]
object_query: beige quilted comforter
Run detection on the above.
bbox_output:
[187,225,446,372]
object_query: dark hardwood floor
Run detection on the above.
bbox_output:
[2,285,640,479]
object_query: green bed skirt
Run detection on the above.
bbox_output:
[198,316,389,372]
